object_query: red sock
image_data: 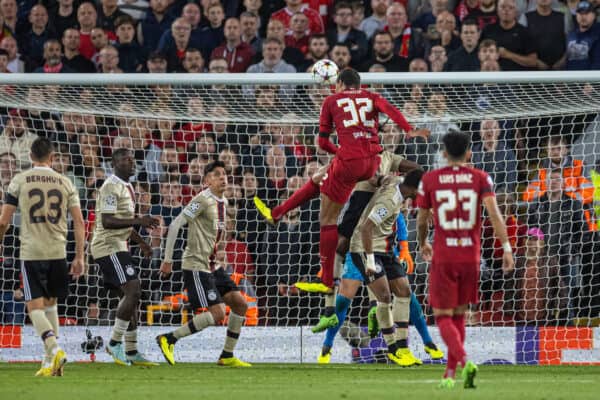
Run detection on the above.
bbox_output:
[452,314,466,345]
[272,180,319,221]
[319,225,338,288]
[436,315,466,377]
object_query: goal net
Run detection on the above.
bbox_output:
[0,72,599,365]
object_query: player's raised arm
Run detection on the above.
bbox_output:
[374,95,430,139]
[482,196,514,273]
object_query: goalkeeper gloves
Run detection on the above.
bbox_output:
[398,240,414,274]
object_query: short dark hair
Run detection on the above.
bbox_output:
[308,33,327,44]
[479,39,497,49]
[205,160,226,174]
[112,148,131,164]
[114,14,136,29]
[373,31,393,42]
[30,137,54,161]
[403,168,424,189]
[335,1,352,13]
[338,67,361,88]
[443,129,471,160]
[461,17,479,30]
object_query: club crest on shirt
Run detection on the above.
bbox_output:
[207,290,218,301]
[376,207,388,219]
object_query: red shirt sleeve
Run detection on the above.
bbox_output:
[480,171,495,199]
[319,96,333,134]
[415,174,431,209]
[374,93,413,133]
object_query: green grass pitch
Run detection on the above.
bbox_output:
[0,363,598,400]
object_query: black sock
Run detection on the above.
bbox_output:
[324,306,335,317]
[388,342,400,354]
[165,333,177,344]
[321,346,331,356]
[126,350,138,356]
[425,342,437,350]
[220,351,233,359]
[109,339,121,347]
[369,301,377,309]
[397,339,408,348]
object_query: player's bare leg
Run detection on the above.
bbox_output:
[434,304,475,389]
[388,277,421,366]
[157,304,225,365]
[254,165,327,224]
[27,297,66,377]
[107,279,141,366]
[218,291,251,367]
[311,193,345,332]
[367,276,411,366]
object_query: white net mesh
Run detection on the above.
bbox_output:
[1,72,599,365]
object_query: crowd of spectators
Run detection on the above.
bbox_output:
[1,0,600,328]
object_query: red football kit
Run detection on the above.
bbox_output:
[318,88,413,204]
[416,165,495,309]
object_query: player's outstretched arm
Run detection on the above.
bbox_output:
[160,214,188,278]
[482,196,514,273]
[102,214,160,230]
[70,205,86,279]
[416,208,433,262]
[0,204,16,244]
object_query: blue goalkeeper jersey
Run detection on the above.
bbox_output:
[394,213,408,258]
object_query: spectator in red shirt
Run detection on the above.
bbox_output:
[210,17,255,72]
[285,12,310,54]
[77,2,98,60]
[272,0,324,35]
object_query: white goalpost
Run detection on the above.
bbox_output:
[0,72,599,365]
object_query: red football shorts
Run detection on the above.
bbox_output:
[428,260,479,309]
[320,155,381,204]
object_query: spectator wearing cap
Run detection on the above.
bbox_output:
[34,39,75,73]
[566,1,600,70]
[62,28,96,72]
[360,30,408,71]
[482,0,538,70]
[444,18,481,71]
[240,11,262,55]
[0,48,9,72]
[96,0,128,34]
[77,2,99,60]
[0,109,36,170]
[145,50,167,72]
[520,0,566,70]
[18,4,57,71]
[360,0,390,40]
[326,2,368,66]
[114,14,146,72]
[211,17,255,72]
[138,0,174,54]
[49,0,79,40]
